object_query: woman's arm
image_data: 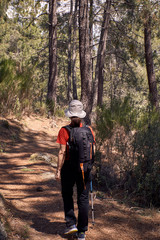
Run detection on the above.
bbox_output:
[56,144,66,180]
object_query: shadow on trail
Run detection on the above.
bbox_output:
[31,217,64,235]
[0,118,59,185]
[1,118,159,240]
[93,200,160,240]
[31,217,78,240]
[0,118,59,157]
[1,177,66,238]
[0,118,68,238]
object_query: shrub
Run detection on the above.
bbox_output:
[96,96,136,142]
[95,97,137,188]
[0,58,34,115]
[95,99,160,207]
[132,108,160,206]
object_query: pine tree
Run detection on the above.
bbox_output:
[79,0,92,123]
[47,0,58,115]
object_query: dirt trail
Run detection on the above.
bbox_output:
[0,116,160,240]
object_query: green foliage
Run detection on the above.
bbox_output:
[0,0,10,18]
[33,102,47,116]
[96,100,160,207]
[55,107,65,118]
[46,98,55,115]
[132,108,160,206]
[0,58,34,114]
[96,96,136,141]
[0,59,16,112]
[0,142,6,153]
[93,150,102,186]
[0,0,49,115]
[0,58,15,83]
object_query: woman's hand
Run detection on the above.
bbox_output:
[55,168,61,181]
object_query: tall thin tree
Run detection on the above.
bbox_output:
[47,0,57,115]
[72,0,78,100]
[79,0,92,123]
[96,0,111,107]
[144,14,159,109]
[67,0,73,102]
[89,0,93,81]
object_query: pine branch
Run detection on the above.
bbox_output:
[25,12,48,29]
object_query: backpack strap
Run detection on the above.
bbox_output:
[87,125,95,144]
[63,125,72,132]
[80,163,86,190]
[61,125,72,161]
[63,125,74,142]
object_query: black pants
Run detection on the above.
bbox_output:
[61,161,91,232]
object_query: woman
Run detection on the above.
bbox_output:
[56,100,95,240]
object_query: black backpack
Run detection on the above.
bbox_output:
[63,125,95,187]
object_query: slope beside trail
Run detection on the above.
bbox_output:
[0,116,160,240]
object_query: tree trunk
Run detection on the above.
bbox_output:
[72,0,78,100]
[67,0,73,102]
[95,0,111,107]
[144,15,159,110]
[47,0,57,115]
[79,0,92,123]
[89,0,93,81]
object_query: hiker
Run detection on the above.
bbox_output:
[56,100,95,240]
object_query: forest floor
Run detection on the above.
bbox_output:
[0,115,160,240]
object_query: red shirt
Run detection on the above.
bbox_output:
[56,123,95,145]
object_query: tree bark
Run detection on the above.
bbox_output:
[89,0,93,82]
[144,15,159,110]
[67,0,73,102]
[72,0,78,99]
[95,0,111,107]
[47,0,57,115]
[79,0,92,123]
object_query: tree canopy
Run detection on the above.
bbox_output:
[0,0,160,117]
